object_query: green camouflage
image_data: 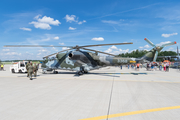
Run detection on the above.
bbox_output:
[41,38,176,75]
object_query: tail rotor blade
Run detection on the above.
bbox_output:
[161,41,176,47]
[144,38,156,47]
[153,51,158,62]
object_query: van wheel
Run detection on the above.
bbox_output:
[19,70,22,73]
[12,69,15,73]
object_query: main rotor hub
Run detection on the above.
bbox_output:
[73,45,80,50]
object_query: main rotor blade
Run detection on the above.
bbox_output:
[144,38,156,47]
[161,41,176,47]
[4,45,72,47]
[43,48,73,59]
[79,42,133,48]
[81,48,117,57]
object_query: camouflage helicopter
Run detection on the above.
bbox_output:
[4,38,176,75]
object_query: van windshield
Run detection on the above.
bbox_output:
[20,63,25,67]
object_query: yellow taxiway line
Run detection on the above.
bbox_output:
[80,105,180,120]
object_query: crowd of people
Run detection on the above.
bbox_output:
[146,62,170,72]
[121,62,171,72]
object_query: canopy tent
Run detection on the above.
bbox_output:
[163,60,170,63]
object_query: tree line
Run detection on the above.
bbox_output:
[118,50,177,61]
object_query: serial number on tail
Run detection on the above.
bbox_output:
[117,59,128,63]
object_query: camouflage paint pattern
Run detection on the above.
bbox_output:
[42,49,155,72]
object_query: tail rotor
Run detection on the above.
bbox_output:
[144,38,176,62]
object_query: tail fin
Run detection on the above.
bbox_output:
[140,38,176,62]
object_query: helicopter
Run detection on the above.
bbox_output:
[4,38,176,75]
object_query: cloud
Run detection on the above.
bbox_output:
[59,43,65,45]
[119,49,129,53]
[110,45,118,50]
[29,21,51,30]
[91,37,104,41]
[166,47,174,51]
[139,44,150,49]
[144,45,150,48]
[38,49,47,52]
[104,46,129,55]
[37,16,61,25]
[20,27,32,31]
[162,33,178,38]
[37,53,41,56]
[52,47,58,51]
[78,20,86,24]
[54,36,59,40]
[2,49,10,51]
[34,14,41,19]
[62,47,70,50]
[102,20,119,24]
[5,52,21,56]
[64,15,86,24]
[101,20,131,27]
[64,15,78,23]
[104,48,112,53]
[69,27,76,30]
[29,15,61,30]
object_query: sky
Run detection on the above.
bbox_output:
[0,0,180,60]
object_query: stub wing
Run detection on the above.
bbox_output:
[157,56,179,59]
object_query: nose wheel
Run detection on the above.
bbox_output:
[53,70,58,74]
[78,71,83,75]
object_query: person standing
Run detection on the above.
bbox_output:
[33,63,38,77]
[166,62,170,72]
[154,62,157,71]
[26,61,30,77]
[159,62,162,71]
[28,63,34,80]
[137,63,140,71]
[149,63,151,71]
[150,62,153,71]
[164,63,166,71]
[1,64,3,70]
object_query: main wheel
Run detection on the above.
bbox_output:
[84,71,88,74]
[78,71,83,75]
[11,69,15,73]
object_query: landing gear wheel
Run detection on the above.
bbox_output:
[78,71,83,75]
[53,71,58,74]
[19,70,22,73]
[11,69,15,73]
[42,70,46,74]
[84,71,88,74]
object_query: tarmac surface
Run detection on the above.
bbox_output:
[0,65,180,120]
